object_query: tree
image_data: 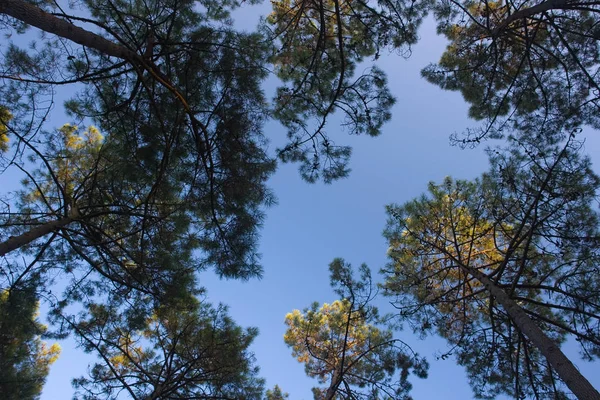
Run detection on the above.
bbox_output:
[0,120,212,337]
[266,0,429,181]
[63,294,264,400]
[0,280,60,400]
[0,1,279,394]
[284,259,427,399]
[423,0,600,144]
[0,3,279,336]
[265,385,289,400]
[0,0,273,369]
[382,133,600,399]
[0,0,276,276]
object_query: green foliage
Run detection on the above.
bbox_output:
[20,123,103,208]
[265,385,289,400]
[0,0,281,395]
[424,0,600,143]
[284,259,427,399]
[382,134,600,398]
[70,296,264,400]
[0,282,60,400]
[266,0,430,182]
[55,3,278,278]
[8,122,194,310]
[1,0,279,359]
[2,0,598,397]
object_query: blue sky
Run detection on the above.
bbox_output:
[10,3,599,399]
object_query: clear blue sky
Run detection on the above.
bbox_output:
[18,3,600,399]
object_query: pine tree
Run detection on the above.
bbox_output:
[0,281,60,400]
[382,133,600,399]
[66,294,264,400]
[266,0,428,181]
[423,0,600,143]
[266,385,289,400]
[284,259,427,399]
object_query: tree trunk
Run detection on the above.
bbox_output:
[493,0,572,35]
[0,0,138,61]
[324,367,341,400]
[0,217,73,256]
[464,265,600,400]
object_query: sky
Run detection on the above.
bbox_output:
[4,1,598,399]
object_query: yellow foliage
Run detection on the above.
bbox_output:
[284,299,382,383]
[106,332,147,372]
[49,124,106,201]
[0,106,12,152]
[40,342,61,366]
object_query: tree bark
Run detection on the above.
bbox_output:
[493,0,574,35]
[324,367,342,400]
[464,264,600,400]
[0,216,73,256]
[0,0,138,61]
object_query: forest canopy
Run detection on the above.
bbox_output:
[0,0,599,398]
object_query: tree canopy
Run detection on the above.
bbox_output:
[0,1,279,397]
[284,259,427,399]
[424,0,600,144]
[68,297,264,400]
[382,133,600,399]
[0,0,599,397]
[265,385,289,400]
[266,0,428,181]
[0,280,60,400]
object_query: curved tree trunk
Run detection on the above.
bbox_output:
[493,0,573,34]
[464,265,600,400]
[0,0,137,61]
[0,217,73,256]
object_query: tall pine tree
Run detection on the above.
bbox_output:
[382,133,600,399]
